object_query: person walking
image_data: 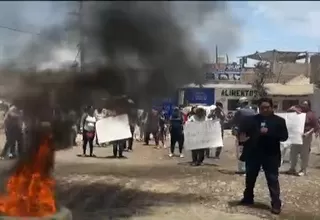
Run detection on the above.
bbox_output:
[80,106,96,157]
[232,97,256,174]
[94,107,107,146]
[287,100,319,176]
[138,111,148,141]
[144,109,159,146]
[207,101,225,159]
[127,108,138,151]
[238,98,288,215]
[168,107,184,157]
[158,109,167,149]
[188,107,207,166]
[1,105,23,159]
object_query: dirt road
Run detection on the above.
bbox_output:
[1,131,320,220]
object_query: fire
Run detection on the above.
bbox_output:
[0,135,56,217]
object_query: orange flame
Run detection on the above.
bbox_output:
[0,136,56,217]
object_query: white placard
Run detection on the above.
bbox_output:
[276,112,306,145]
[184,119,223,150]
[96,114,132,144]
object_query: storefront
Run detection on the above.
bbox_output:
[214,86,257,112]
[264,77,313,112]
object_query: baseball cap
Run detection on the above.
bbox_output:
[239,97,248,104]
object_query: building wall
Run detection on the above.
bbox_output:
[310,55,320,84]
[270,96,309,112]
[311,85,320,117]
[241,62,310,84]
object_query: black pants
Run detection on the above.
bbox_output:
[191,149,205,164]
[1,128,23,157]
[144,130,159,145]
[170,132,184,154]
[83,131,95,156]
[215,147,222,157]
[127,126,135,150]
[244,155,281,208]
[113,140,125,157]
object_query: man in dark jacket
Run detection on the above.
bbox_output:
[169,107,184,158]
[144,109,159,146]
[238,98,288,215]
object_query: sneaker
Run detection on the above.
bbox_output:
[0,156,5,160]
[169,153,173,157]
[8,153,14,159]
[298,170,307,176]
[179,154,184,158]
[163,144,167,149]
[82,154,87,157]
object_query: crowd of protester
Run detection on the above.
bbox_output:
[1,97,319,215]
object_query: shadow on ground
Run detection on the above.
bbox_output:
[228,200,320,220]
[55,162,236,181]
[56,182,207,220]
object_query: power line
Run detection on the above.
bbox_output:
[0,24,40,36]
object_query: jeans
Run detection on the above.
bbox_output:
[244,155,281,209]
[192,149,205,164]
[113,140,125,157]
[170,132,184,154]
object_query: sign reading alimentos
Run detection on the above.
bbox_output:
[221,89,257,97]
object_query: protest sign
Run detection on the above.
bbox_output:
[276,112,306,145]
[96,114,132,144]
[184,119,223,150]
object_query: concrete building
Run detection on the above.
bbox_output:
[264,75,313,111]
[181,50,314,112]
[180,83,256,112]
[310,54,320,116]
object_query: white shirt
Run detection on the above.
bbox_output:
[84,115,97,132]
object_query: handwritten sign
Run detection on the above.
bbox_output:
[276,112,306,145]
[184,120,223,150]
[96,114,132,144]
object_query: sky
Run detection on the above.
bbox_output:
[229,1,320,65]
[0,1,319,67]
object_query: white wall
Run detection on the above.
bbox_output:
[215,87,257,112]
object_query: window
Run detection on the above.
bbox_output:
[227,99,239,111]
[282,100,299,111]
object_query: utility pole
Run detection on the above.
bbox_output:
[79,0,85,73]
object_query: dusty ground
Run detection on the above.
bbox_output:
[1,129,320,220]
